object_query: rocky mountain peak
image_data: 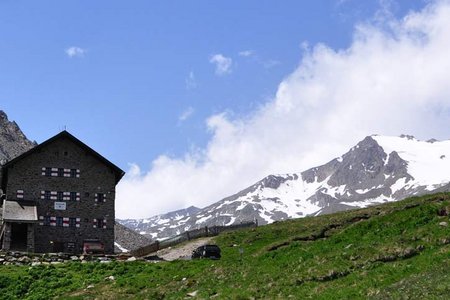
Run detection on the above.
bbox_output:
[0,110,8,121]
[0,110,36,165]
[399,134,416,140]
[327,136,387,187]
[119,134,450,240]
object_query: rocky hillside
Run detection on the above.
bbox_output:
[114,222,152,253]
[0,110,36,165]
[119,134,450,240]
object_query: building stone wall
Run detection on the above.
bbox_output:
[3,135,117,253]
[27,223,35,252]
[2,223,11,250]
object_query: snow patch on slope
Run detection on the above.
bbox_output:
[114,242,129,253]
[374,135,450,189]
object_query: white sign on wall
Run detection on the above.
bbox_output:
[54,202,66,210]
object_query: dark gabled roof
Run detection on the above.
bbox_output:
[2,131,125,184]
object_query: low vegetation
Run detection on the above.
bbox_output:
[2,193,450,299]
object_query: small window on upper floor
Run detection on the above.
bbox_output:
[44,216,51,226]
[70,169,78,178]
[56,217,63,227]
[70,192,77,201]
[96,193,106,203]
[57,191,64,201]
[58,168,64,177]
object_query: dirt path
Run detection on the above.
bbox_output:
[155,237,214,261]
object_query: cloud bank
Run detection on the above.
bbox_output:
[117,1,450,219]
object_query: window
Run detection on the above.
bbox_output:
[57,191,64,201]
[67,242,75,250]
[96,218,104,228]
[94,218,106,229]
[70,192,77,201]
[42,167,79,178]
[95,193,106,203]
[44,191,51,201]
[16,190,24,199]
[41,216,79,228]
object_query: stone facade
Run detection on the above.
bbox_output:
[0,131,124,254]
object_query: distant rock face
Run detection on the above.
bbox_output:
[119,135,450,240]
[0,110,36,165]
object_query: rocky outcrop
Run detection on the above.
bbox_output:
[0,110,36,165]
[114,222,152,252]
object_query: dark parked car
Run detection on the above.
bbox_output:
[192,244,221,259]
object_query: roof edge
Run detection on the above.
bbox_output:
[2,131,125,184]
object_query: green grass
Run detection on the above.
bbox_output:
[2,193,450,299]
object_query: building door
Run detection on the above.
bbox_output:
[10,223,28,251]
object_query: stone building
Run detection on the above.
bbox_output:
[0,131,124,254]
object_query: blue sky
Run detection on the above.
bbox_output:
[4,0,449,219]
[0,0,424,169]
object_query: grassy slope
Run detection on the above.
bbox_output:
[2,193,450,299]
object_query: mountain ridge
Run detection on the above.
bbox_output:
[118,134,450,240]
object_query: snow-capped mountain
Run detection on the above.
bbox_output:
[118,135,450,240]
[118,206,200,240]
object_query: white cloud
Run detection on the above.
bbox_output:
[209,54,232,75]
[185,71,197,90]
[239,50,254,57]
[239,49,280,69]
[179,107,195,122]
[65,47,86,58]
[117,1,450,219]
